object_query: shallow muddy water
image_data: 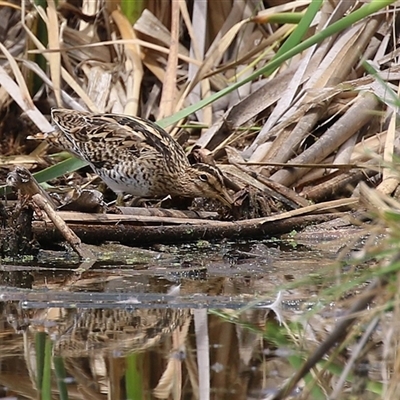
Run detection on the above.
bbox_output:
[0,239,372,399]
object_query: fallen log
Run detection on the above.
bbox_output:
[33,213,345,245]
[33,196,358,245]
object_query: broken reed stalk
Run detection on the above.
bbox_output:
[6,166,95,260]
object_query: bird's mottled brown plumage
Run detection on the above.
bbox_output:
[46,109,233,206]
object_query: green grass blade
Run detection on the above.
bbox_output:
[125,353,143,400]
[0,157,87,195]
[32,0,48,94]
[32,156,88,183]
[41,335,53,400]
[265,13,304,25]
[121,0,144,24]
[273,0,322,61]
[35,331,46,392]
[54,356,69,400]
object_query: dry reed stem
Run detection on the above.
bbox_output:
[45,0,61,107]
[158,0,180,119]
[111,9,143,116]
[6,166,95,261]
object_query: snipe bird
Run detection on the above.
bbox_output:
[45,109,233,207]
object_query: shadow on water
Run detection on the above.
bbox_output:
[0,239,363,399]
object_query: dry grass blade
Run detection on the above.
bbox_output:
[134,9,185,104]
[60,26,112,63]
[0,155,44,166]
[83,66,112,113]
[181,0,210,124]
[0,1,20,10]
[45,0,62,107]
[377,82,399,195]
[255,0,311,16]
[305,25,364,94]
[158,0,180,119]
[0,42,33,108]
[111,9,143,116]
[43,212,226,226]
[134,9,189,57]
[22,2,98,111]
[29,38,199,65]
[18,58,87,111]
[175,17,250,114]
[0,45,51,132]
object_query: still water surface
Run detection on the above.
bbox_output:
[0,239,346,399]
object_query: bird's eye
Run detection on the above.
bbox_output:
[199,174,208,182]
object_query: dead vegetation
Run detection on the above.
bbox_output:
[0,2,394,216]
[0,1,398,244]
[0,1,398,251]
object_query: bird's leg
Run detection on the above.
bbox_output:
[116,193,125,206]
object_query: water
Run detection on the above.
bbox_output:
[0,239,368,399]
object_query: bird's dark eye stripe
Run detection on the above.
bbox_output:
[192,164,224,186]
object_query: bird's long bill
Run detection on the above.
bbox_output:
[217,189,234,208]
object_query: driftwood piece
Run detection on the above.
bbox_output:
[44,211,227,226]
[33,213,343,245]
[33,198,358,245]
[6,166,95,261]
